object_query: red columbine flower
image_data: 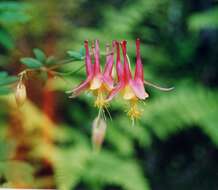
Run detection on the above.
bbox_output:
[69,40,114,109]
[108,39,149,121]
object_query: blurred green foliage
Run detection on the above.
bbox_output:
[0,0,218,190]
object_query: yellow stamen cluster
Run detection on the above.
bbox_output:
[127,99,143,122]
[94,87,108,109]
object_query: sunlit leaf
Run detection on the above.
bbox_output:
[1,161,35,186]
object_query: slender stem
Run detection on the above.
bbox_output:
[48,58,77,70]
[144,80,174,91]
[54,64,84,76]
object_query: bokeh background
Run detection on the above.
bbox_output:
[0,0,218,189]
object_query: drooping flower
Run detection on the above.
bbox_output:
[108,39,149,121]
[69,40,114,109]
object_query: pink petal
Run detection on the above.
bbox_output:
[121,40,132,82]
[115,41,123,82]
[104,44,114,77]
[130,79,149,100]
[84,40,93,76]
[93,40,101,74]
[134,38,144,81]
[89,75,103,90]
[107,82,124,101]
[102,75,113,90]
[69,76,92,98]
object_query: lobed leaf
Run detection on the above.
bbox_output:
[0,87,12,95]
[20,57,43,68]
[0,76,17,86]
[33,48,46,62]
[67,51,84,60]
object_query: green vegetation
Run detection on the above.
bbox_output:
[0,0,218,189]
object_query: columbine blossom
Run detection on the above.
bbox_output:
[69,40,114,109]
[107,39,149,121]
[69,39,173,124]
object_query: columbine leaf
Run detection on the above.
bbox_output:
[0,76,17,86]
[33,48,46,62]
[0,30,14,49]
[0,71,8,78]
[79,47,85,57]
[67,51,83,60]
[20,57,43,68]
[46,56,56,65]
[0,87,12,95]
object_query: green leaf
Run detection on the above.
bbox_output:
[33,48,46,62]
[0,71,8,78]
[0,2,31,24]
[0,2,30,11]
[46,56,56,65]
[20,57,43,68]
[0,87,12,95]
[0,12,31,24]
[0,140,14,160]
[0,30,14,49]
[54,146,90,190]
[79,47,85,57]
[85,151,150,190]
[188,7,218,30]
[67,51,83,60]
[0,76,17,86]
[1,161,35,186]
[0,72,17,87]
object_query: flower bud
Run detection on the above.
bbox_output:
[92,116,107,150]
[15,82,26,107]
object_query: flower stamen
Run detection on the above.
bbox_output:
[127,99,142,123]
[94,87,108,109]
